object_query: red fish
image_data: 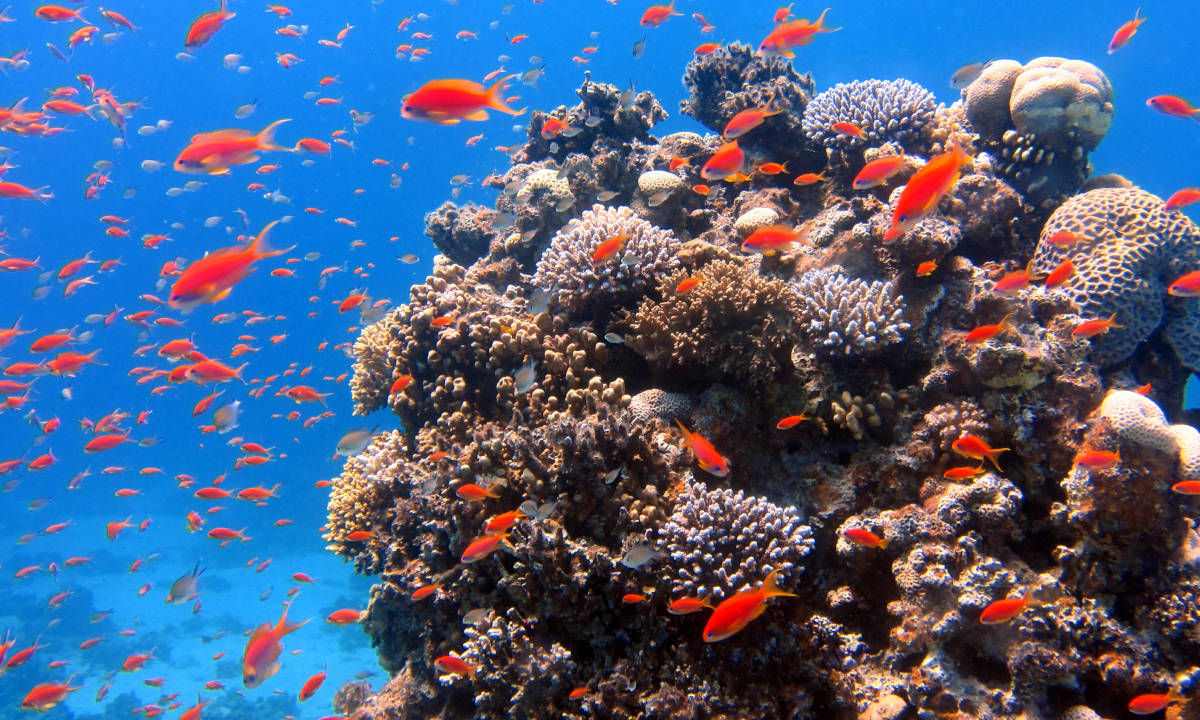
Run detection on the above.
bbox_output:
[1075,448,1120,469]
[1108,8,1146,54]
[842,527,888,549]
[675,275,705,294]
[915,260,938,277]
[951,434,1008,471]
[1072,313,1123,338]
[433,655,475,678]
[702,569,794,642]
[21,676,82,711]
[326,609,362,625]
[852,153,905,189]
[757,8,839,57]
[667,595,711,615]
[401,75,523,125]
[722,106,782,139]
[592,233,630,263]
[964,313,1012,343]
[1164,187,1200,211]
[1169,270,1200,297]
[1128,688,1184,715]
[700,140,744,181]
[979,590,1036,624]
[640,1,682,27]
[740,225,806,254]
[35,5,87,22]
[775,414,807,429]
[298,669,325,701]
[242,600,309,687]
[675,420,730,477]
[1146,95,1200,121]
[884,142,971,241]
[185,0,235,51]
[169,221,293,310]
[1043,258,1075,288]
[174,119,292,174]
[460,531,510,563]
[484,509,526,534]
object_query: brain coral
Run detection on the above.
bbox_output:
[1009,58,1113,152]
[626,259,802,386]
[1031,186,1200,368]
[793,267,911,358]
[531,204,681,317]
[653,476,814,602]
[802,79,937,155]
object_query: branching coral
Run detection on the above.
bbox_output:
[794,267,911,358]
[653,475,814,602]
[802,79,937,157]
[531,204,681,318]
[626,259,801,386]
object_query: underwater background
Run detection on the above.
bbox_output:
[3,1,1200,719]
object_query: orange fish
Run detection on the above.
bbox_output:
[1045,230,1086,249]
[242,600,308,688]
[943,465,986,481]
[1108,8,1146,54]
[775,414,807,430]
[979,590,1035,624]
[757,8,839,57]
[298,669,325,701]
[675,420,730,477]
[722,106,783,139]
[1043,257,1074,288]
[461,531,510,563]
[455,483,501,501]
[883,142,971,241]
[842,527,888,549]
[640,1,682,27]
[485,509,526,534]
[1164,187,1200,211]
[667,595,711,615]
[793,172,826,186]
[951,434,1008,471]
[964,313,1013,343]
[694,42,721,55]
[741,224,806,254]
[1072,313,1123,338]
[852,153,905,189]
[830,121,864,140]
[621,593,647,604]
[1128,688,1184,716]
[169,221,293,310]
[915,260,938,277]
[21,676,82,711]
[1075,448,1120,469]
[1170,480,1200,495]
[1146,95,1200,120]
[700,140,744,181]
[993,263,1034,295]
[401,75,523,125]
[675,275,705,294]
[433,654,475,678]
[175,119,290,175]
[35,5,87,22]
[691,183,710,195]
[1169,271,1200,297]
[756,162,788,175]
[702,569,794,642]
[592,233,630,263]
[185,0,235,50]
[326,609,362,625]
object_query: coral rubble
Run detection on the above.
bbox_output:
[330,51,1200,720]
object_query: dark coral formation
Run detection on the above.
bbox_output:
[329,45,1200,720]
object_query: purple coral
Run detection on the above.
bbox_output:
[794,267,910,358]
[531,204,681,317]
[653,476,814,602]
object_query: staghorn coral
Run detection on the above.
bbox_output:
[531,204,681,318]
[802,79,937,159]
[653,475,815,602]
[1031,186,1200,369]
[794,267,911,358]
[626,259,801,386]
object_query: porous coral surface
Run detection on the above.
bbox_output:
[331,49,1200,720]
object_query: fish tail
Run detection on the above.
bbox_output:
[1166,686,1183,703]
[1108,312,1125,328]
[276,599,311,636]
[248,220,295,260]
[485,74,524,116]
[985,448,1008,471]
[254,118,292,152]
[762,569,797,598]
[814,7,841,32]
[673,419,692,444]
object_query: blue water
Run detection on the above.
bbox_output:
[1,1,1198,717]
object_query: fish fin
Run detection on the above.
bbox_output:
[254,118,293,153]
[461,109,490,121]
[673,419,692,445]
[761,569,797,599]
[484,74,524,116]
[247,220,295,260]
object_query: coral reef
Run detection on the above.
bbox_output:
[1031,186,1200,369]
[963,57,1113,212]
[802,79,938,162]
[331,42,1200,720]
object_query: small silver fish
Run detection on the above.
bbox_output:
[528,289,550,315]
[584,114,603,128]
[213,400,240,434]
[336,427,376,457]
[203,216,222,228]
[620,543,663,569]
[136,125,157,136]
[555,197,575,213]
[596,190,619,202]
[222,53,242,69]
[632,36,647,58]
[396,253,419,264]
[535,501,557,521]
[522,66,545,88]
[235,102,258,120]
[450,174,471,186]
[647,190,671,207]
[166,562,204,604]
[141,159,164,172]
[491,212,515,230]
[603,332,624,344]
[514,359,537,393]
[950,61,988,90]
[604,467,622,485]
[183,180,206,191]
[463,609,489,624]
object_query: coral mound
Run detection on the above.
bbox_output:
[531,204,681,318]
[794,267,911,358]
[802,78,937,157]
[1031,186,1200,369]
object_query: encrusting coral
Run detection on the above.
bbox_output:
[330,41,1200,720]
